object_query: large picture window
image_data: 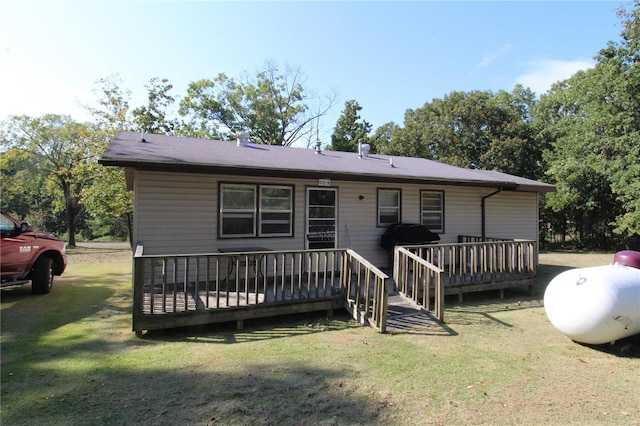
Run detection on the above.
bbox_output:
[378,188,401,227]
[421,191,444,232]
[220,183,293,238]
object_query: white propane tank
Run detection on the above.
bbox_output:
[544,250,640,345]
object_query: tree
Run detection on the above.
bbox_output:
[599,1,640,238]
[371,121,401,155]
[179,61,337,146]
[0,115,96,246]
[536,0,640,246]
[386,88,540,176]
[481,86,543,180]
[327,100,372,152]
[132,77,179,135]
[84,74,133,133]
[177,75,237,140]
[83,75,138,245]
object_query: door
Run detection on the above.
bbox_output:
[306,188,337,250]
[0,214,32,278]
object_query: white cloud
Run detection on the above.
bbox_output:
[472,43,514,73]
[514,59,595,96]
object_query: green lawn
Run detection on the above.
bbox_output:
[1,249,638,425]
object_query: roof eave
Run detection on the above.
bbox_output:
[100,159,533,191]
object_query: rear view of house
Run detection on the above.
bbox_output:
[100,131,555,333]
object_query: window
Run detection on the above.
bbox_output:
[259,186,293,236]
[220,183,293,238]
[421,191,444,232]
[378,188,400,226]
[220,184,256,237]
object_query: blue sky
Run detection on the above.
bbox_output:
[0,1,629,143]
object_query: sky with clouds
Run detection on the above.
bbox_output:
[0,1,629,141]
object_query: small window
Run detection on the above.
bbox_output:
[259,186,293,236]
[220,184,256,237]
[421,191,444,232]
[0,214,17,234]
[378,189,401,226]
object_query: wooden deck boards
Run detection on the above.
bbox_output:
[142,278,345,315]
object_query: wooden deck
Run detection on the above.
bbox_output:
[131,239,537,335]
[396,240,536,305]
[133,248,389,334]
[142,277,345,313]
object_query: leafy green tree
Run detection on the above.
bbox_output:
[481,86,543,180]
[0,147,43,217]
[0,115,97,246]
[600,1,640,238]
[132,77,179,135]
[177,75,238,140]
[386,88,540,176]
[81,163,133,243]
[85,74,133,132]
[83,75,137,244]
[179,61,336,146]
[371,121,401,155]
[536,1,640,246]
[327,100,372,152]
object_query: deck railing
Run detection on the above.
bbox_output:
[400,239,537,301]
[343,249,389,333]
[130,240,535,334]
[393,246,445,321]
[457,235,514,243]
[132,247,389,334]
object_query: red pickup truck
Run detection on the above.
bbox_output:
[1,211,68,294]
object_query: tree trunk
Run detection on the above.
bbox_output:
[65,197,81,248]
[62,181,82,248]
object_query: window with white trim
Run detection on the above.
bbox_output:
[378,188,401,227]
[220,183,293,238]
[421,190,444,232]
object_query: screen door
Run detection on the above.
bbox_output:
[306,188,337,250]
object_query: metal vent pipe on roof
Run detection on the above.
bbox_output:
[236,130,250,147]
[358,139,370,158]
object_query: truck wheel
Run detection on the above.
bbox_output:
[32,257,54,294]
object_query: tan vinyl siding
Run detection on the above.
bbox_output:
[133,170,539,267]
[336,182,378,256]
[485,192,539,240]
[135,171,317,255]
[443,187,483,243]
[134,171,217,254]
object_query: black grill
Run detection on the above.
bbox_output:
[380,223,440,252]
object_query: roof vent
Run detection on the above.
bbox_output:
[236,130,250,147]
[358,139,370,158]
[315,139,322,154]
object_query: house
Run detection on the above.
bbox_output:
[100,131,554,265]
[99,131,555,333]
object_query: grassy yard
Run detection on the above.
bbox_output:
[1,248,639,425]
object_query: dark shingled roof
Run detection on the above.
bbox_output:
[100,131,555,193]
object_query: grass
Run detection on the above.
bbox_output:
[1,248,639,425]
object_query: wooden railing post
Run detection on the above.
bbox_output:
[132,255,145,335]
